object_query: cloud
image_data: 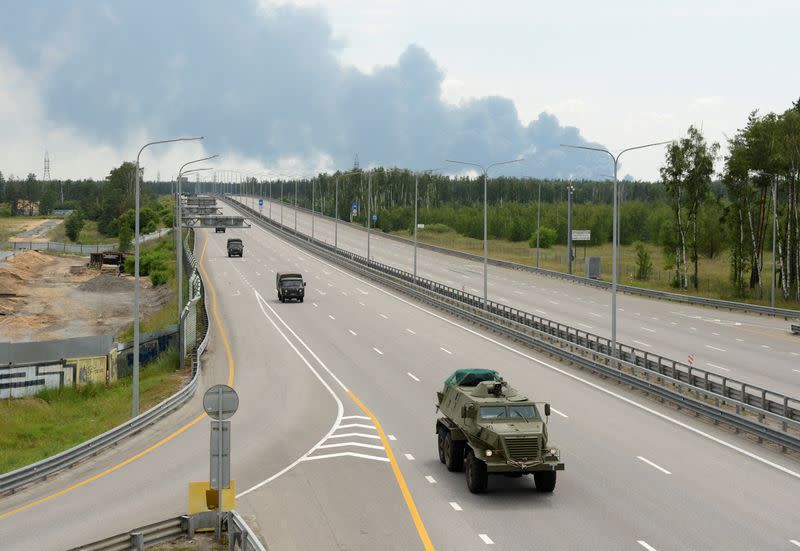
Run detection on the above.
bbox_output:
[1,0,609,180]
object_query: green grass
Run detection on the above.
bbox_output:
[45,219,117,245]
[393,227,796,308]
[0,349,183,474]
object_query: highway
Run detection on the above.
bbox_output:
[1,199,800,550]
[236,195,800,398]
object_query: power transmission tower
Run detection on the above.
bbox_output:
[353,154,360,171]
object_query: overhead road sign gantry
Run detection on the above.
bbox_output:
[182,216,251,229]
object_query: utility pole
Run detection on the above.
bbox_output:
[567,183,574,274]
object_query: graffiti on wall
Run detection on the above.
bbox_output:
[0,361,72,399]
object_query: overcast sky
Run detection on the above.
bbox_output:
[1,0,798,182]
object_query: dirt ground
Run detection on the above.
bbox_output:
[8,218,64,242]
[0,250,171,342]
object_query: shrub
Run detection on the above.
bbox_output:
[529,226,557,249]
[150,269,168,286]
[64,210,85,242]
[634,242,653,280]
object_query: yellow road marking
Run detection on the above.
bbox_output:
[0,233,236,521]
[347,391,435,551]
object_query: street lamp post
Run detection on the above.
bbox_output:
[445,158,523,307]
[133,136,203,418]
[561,141,670,357]
[414,168,444,283]
[311,178,316,241]
[367,172,372,260]
[175,156,218,373]
[567,183,575,274]
[335,170,360,249]
[294,180,298,232]
[536,180,542,268]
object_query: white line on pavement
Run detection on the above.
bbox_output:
[379,313,388,319]
[761,344,771,349]
[317,442,384,451]
[793,369,800,374]
[637,541,658,551]
[341,415,370,420]
[706,362,730,372]
[407,372,420,382]
[548,300,559,305]
[550,407,568,418]
[712,332,720,336]
[328,432,381,440]
[302,452,389,463]
[535,309,547,315]
[791,352,799,357]
[406,328,416,334]
[425,475,436,484]
[388,434,397,441]
[705,345,726,352]
[358,301,365,306]
[373,347,383,355]
[578,323,593,329]
[440,347,452,355]
[336,423,376,430]
[349,329,357,336]
[479,534,495,545]
[633,340,652,348]
[789,539,800,548]
[637,456,671,475]
[404,453,415,460]
[449,502,462,511]
[328,314,336,320]
[641,326,656,333]
[312,302,318,307]
[590,312,602,318]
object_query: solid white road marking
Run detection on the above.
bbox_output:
[789,539,800,547]
[637,456,671,475]
[328,314,336,320]
[791,352,799,357]
[577,323,593,329]
[640,326,656,333]
[706,362,730,372]
[302,452,389,463]
[317,442,385,450]
[535,309,547,315]
[407,372,420,382]
[637,540,658,551]
[449,502,462,511]
[793,369,800,374]
[241,201,800,481]
[328,432,381,440]
[388,434,397,441]
[349,329,357,336]
[406,328,416,334]
[440,347,452,355]
[712,332,720,336]
[479,534,495,545]
[405,453,415,460]
[736,338,744,342]
[550,407,568,418]
[341,415,370,420]
[379,313,389,319]
[425,476,437,484]
[633,340,652,348]
[761,344,771,349]
[373,347,383,355]
[590,312,602,318]
[705,345,726,352]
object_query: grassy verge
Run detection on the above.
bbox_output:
[45,219,117,245]
[393,227,796,308]
[0,349,183,474]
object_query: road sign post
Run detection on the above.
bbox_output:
[258,198,264,213]
[203,384,239,539]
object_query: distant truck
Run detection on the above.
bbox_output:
[226,238,243,257]
[276,272,305,303]
[215,226,226,233]
[435,369,564,493]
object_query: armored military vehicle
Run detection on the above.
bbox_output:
[435,369,564,493]
[226,238,243,257]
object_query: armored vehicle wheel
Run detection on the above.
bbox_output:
[465,449,488,494]
[437,428,446,464]
[279,295,285,303]
[533,471,556,492]
[299,297,304,303]
[443,432,464,472]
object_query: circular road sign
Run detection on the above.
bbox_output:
[203,384,239,420]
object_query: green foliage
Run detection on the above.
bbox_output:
[118,223,133,252]
[64,210,85,242]
[150,269,168,286]
[634,242,653,281]
[420,223,451,233]
[0,204,11,217]
[529,226,557,249]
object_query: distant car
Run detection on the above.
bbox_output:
[215,227,226,233]
[276,272,306,303]
[226,238,243,257]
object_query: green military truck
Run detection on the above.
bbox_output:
[435,369,564,493]
[276,272,306,303]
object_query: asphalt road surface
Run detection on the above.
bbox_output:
[1,199,799,550]
[236,195,800,399]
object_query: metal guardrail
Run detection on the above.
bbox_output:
[241,194,800,320]
[227,196,800,452]
[0,230,211,496]
[68,511,266,551]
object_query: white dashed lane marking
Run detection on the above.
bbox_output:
[705,345,726,352]
[637,456,671,475]
[406,328,416,335]
[440,347,452,355]
[349,329,357,336]
[407,372,420,382]
[479,534,495,545]
[449,502,462,511]
[425,475,436,484]
[373,347,383,355]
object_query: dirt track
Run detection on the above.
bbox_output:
[0,250,170,342]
